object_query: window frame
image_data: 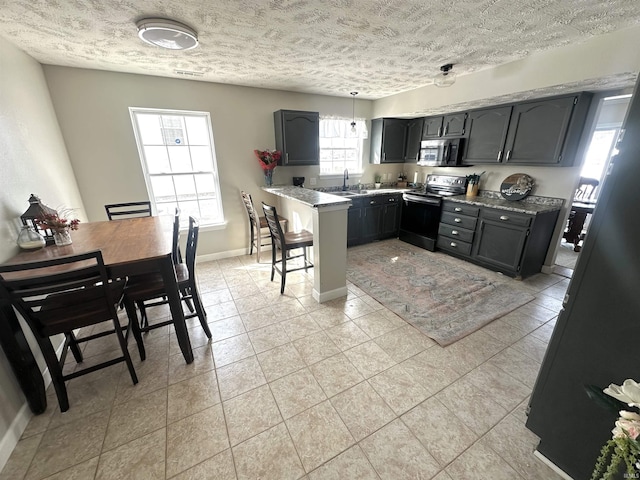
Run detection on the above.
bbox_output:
[129,107,226,229]
[318,116,368,178]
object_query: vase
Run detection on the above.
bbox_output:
[264,170,273,187]
[17,225,46,250]
[53,228,72,246]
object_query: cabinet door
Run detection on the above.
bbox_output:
[503,96,576,165]
[404,118,424,162]
[380,196,401,238]
[474,219,529,273]
[443,113,467,136]
[381,119,407,163]
[362,204,383,242]
[274,110,320,166]
[462,106,512,164]
[347,207,362,246]
[422,116,444,138]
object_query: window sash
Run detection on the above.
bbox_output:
[319,117,367,175]
[129,108,224,226]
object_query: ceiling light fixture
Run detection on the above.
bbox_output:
[434,63,456,88]
[136,18,199,50]
[350,91,358,133]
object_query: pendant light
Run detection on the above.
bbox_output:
[434,63,456,88]
[350,92,358,133]
[136,18,199,50]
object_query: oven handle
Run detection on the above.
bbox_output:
[402,193,441,206]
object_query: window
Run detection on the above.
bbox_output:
[319,116,368,175]
[129,108,224,227]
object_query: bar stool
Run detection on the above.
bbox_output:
[240,191,287,263]
[261,202,313,294]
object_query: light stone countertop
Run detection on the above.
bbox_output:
[447,191,564,215]
[262,186,412,208]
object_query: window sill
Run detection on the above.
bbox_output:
[320,172,364,179]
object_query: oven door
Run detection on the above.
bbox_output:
[399,193,442,251]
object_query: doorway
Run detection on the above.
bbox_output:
[556,93,631,274]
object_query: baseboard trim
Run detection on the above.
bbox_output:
[313,286,348,303]
[533,450,574,480]
[0,402,31,472]
[198,248,249,263]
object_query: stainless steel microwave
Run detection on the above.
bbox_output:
[417,138,464,166]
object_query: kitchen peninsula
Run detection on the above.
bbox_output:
[262,186,351,302]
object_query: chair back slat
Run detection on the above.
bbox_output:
[185,217,199,276]
[172,208,182,264]
[261,203,285,248]
[241,191,260,230]
[0,251,119,336]
[105,201,152,220]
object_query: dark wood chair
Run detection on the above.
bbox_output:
[123,217,211,339]
[261,203,313,294]
[105,201,152,220]
[0,251,143,412]
[241,191,287,263]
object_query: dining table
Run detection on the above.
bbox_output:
[0,215,194,414]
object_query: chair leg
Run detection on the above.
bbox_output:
[66,331,84,363]
[182,287,195,313]
[256,230,261,263]
[190,283,212,339]
[270,240,276,281]
[124,298,146,361]
[112,318,138,385]
[249,223,255,256]
[303,247,309,272]
[38,336,69,412]
[280,252,287,294]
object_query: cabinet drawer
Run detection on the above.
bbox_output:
[440,211,478,230]
[438,223,474,243]
[481,209,532,227]
[437,236,473,256]
[442,202,479,217]
[364,194,400,207]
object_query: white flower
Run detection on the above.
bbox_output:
[604,379,640,408]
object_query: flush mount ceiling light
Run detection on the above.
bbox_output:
[136,18,198,50]
[350,91,358,133]
[434,63,456,88]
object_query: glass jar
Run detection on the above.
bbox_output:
[53,228,72,246]
[17,225,46,250]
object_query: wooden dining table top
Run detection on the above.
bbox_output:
[5,216,174,271]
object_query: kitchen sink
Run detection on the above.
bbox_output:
[330,191,357,196]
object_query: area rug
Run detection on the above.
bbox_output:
[346,239,535,346]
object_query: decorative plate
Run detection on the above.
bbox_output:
[500,173,534,201]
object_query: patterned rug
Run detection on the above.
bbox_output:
[347,239,535,346]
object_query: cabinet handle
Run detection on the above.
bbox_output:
[454,217,462,223]
[286,153,289,163]
[497,150,502,162]
[454,207,462,212]
[388,198,395,202]
[370,200,376,205]
[499,215,509,221]
[383,152,386,162]
[505,150,512,161]
[451,230,459,235]
[416,152,419,161]
[444,124,449,136]
[437,126,442,137]
[450,242,457,247]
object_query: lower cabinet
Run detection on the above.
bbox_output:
[437,200,559,278]
[348,194,402,247]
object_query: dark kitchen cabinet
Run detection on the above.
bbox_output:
[437,201,559,278]
[274,110,320,166]
[370,118,407,164]
[404,117,424,163]
[348,193,402,245]
[347,197,364,247]
[462,106,513,165]
[421,113,467,139]
[526,80,640,480]
[362,202,383,243]
[380,196,401,238]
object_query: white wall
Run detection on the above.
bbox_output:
[0,36,86,470]
[43,67,374,259]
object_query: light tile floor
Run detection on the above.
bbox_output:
[1,251,570,480]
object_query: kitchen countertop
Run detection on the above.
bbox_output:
[446,191,564,215]
[263,186,411,208]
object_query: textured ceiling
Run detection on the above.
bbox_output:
[1,0,639,100]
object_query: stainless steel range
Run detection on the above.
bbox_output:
[399,174,468,251]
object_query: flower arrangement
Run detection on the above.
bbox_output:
[591,379,640,479]
[254,149,281,171]
[36,209,80,233]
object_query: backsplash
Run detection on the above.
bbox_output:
[478,190,565,207]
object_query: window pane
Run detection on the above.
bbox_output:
[150,176,176,203]
[179,200,201,220]
[191,146,213,172]
[174,175,197,201]
[156,201,178,217]
[160,116,186,145]
[319,117,364,174]
[199,199,220,223]
[167,146,192,172]
[144,146,170,173]
[136,114,163,144]
[184,116,210,145]
[195,174,216,198]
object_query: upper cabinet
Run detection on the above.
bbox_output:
[404,117,424,163]
[274,110,320,166]
[462,93,593,166]
[370,118,407,164]
[422,113,467,139]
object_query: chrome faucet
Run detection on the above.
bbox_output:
[342,169,349,191]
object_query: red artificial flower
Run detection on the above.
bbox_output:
[254,149,281,171]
